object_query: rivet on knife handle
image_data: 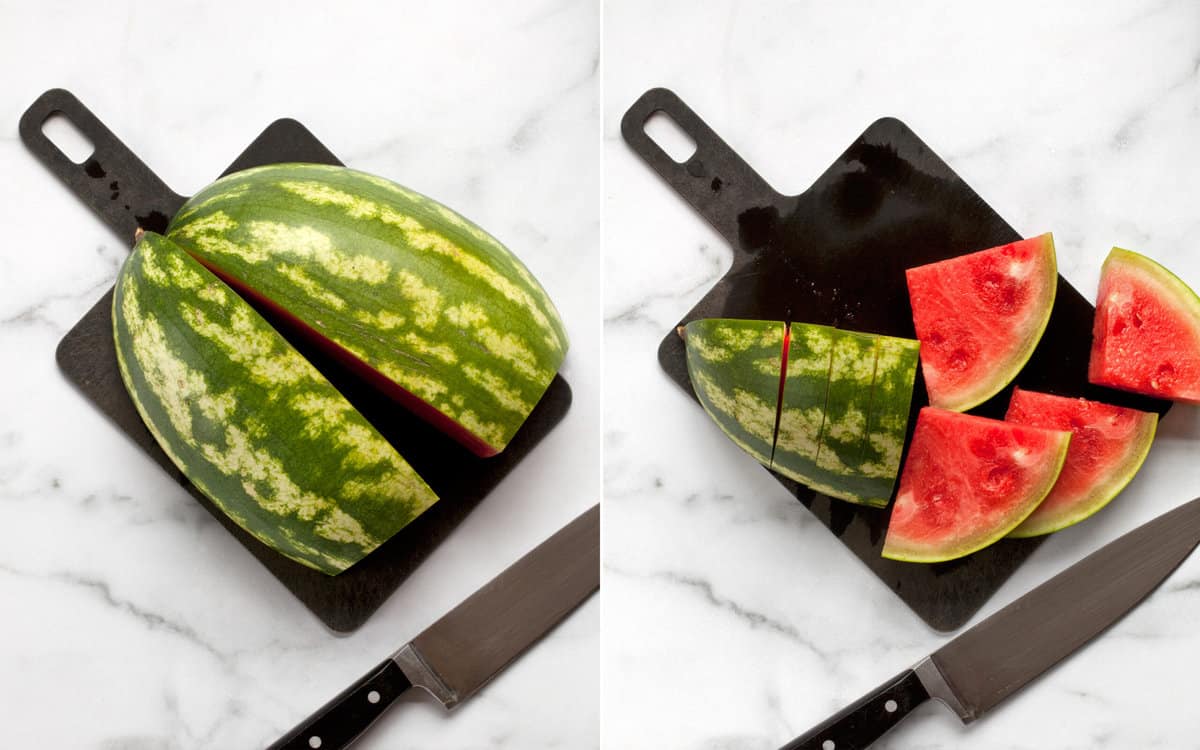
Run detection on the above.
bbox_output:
[267,658,411,750]
[778,669,929,750]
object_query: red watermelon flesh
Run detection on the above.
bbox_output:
[882,407,1070,563]
[1005,388,1156,538]
[906,233,1057,411]
[1089,247,1200,403]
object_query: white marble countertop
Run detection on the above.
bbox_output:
[604,1,1200,748]
[0,2,599,748]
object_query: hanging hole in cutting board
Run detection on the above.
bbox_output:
[644,110,697,164]
[41,112,94,165]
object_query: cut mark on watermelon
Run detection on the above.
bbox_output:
[860,338,882,456]
[811,330,837,467]
[194,255,498,457]
[769,322,792,464]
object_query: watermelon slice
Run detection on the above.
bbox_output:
[772,322,835,483]
[882,407,1070,563]
[1004,388,1157,538]
[906,233,1057,411]
[683,318,786,466]
[1088,247,1200,402]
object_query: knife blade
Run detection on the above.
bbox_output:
[780,495,1200,750]
[268,504,599,750]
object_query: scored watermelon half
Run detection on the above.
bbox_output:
[1004,388,1157,538]
[906,233,1057,411]
[1088,247,1200,403]
[882,407,1070,563]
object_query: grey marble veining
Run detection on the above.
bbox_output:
[603,0,1200,747]
[0,1,600,748]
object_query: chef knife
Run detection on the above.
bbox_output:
[269,504,599,750]
[780,495,1200,750]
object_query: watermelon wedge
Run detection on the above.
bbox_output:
[1004,388,1157,538]
[683,318,786,466]
[684,319,919,506]
[1088,247,1200,403]
[882,407,1070,563]
[906,233,1057,411]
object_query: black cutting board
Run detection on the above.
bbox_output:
[20,89,571,634]
[621,88,1169,632]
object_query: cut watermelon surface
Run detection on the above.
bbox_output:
[1004,388,1156,538]
[906,233,1057,411]
[1089,247,1200,403]
[882,407,1070,563]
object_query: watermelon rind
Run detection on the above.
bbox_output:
[684,318,785,466]
[771,323,834,484]
[882,408,1071,563]
[1089,247,1200,403]
[1103,247,1200,320]
[113,232,439,575]
[865,335,920,487]
[166,163,568,457]
[811,330,890,507]
[1006,389,1158,538]
[775,330,919,508]
[907,233,1058,412]
[686,319,919,508]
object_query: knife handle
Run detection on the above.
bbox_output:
[779,668,929,750]
[267,658,411,750]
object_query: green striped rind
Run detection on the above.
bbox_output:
[685,318,919,507]
[166,163,568,454]
[862,335,921,499]
[812,330,888,507]
[112,233,438,575]
[775,330,886,508]
[684,319,785,466]
[772,327,919,507]
[771,323,834,484]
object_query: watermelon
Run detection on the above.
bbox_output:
[685,319,919,506]
[166,163,568,457]
[113,232,439,575]
[882,407,1070,563]
[683,318,785,466]
[774,327,919,507]
[906,233,1057,411]
[1088,247,1200,402]
[772,323,834,486]
[865,335,921,489]
[1004,388,1157,538]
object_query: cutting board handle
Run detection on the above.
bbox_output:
[621,88,783,253]
[19,88,186,244]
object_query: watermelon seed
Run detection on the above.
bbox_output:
[1152,363,1176,389]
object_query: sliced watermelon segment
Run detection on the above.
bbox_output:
[684,319,919,506]
[906,233,1057,411]
[772,322,835,478]
[882,407,1070,563]
[1004,388,1157,538]
[683,318,786,466]
[1088,247,1200,403]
